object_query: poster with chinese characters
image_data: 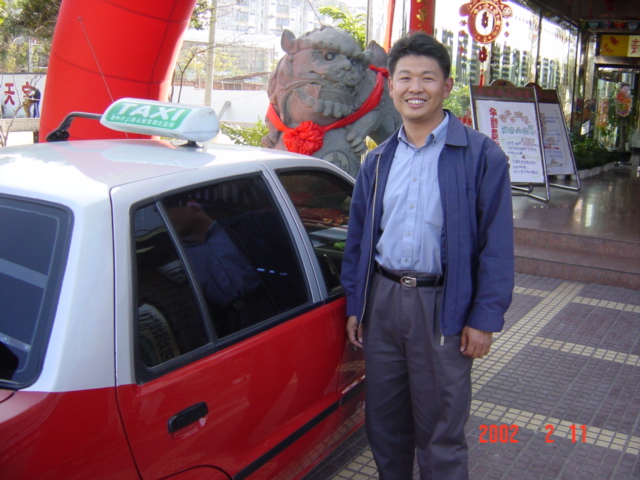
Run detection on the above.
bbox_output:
[537,89,577,176]
[471,85,546,185]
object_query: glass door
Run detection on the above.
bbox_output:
[593,67,639,152]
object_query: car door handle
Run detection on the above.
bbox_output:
[168,402,209,434]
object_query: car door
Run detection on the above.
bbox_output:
[273,166,365,432]
[112,167,346,479]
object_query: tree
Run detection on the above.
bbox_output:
[443,83,470,119]
[319,6,366,50]
[189,0,212,30]
[0,1,6,26]
[0,0,59,72]
[13,0,61,41]
[171,40,234,102]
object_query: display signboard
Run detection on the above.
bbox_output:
[537,89,580,190]
[471,85,549,200]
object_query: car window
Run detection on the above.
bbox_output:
[133,175,309,373]
[277,170,353,295]
[0,197,72,388]
[134,205,210,370]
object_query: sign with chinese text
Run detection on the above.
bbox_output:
[537,89,577,176]
[600,35,640,57]
[471,85,546,184]
[101,98,219,142]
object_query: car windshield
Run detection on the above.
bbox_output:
[0,196,72,389]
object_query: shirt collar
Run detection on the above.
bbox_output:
[397,111,450,148]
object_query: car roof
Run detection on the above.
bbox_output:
[0,138,323,204]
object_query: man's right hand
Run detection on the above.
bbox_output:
[346,315,363,349]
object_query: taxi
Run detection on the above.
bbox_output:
[0,99,364,479]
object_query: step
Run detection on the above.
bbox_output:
[514,228,640,290]
[515,227,640,259]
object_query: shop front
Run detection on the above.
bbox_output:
[383,0,639,154]
[591,35,640,154]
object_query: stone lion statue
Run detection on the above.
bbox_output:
[262,26,401,176]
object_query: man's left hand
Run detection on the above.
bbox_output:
[460,326,493,358]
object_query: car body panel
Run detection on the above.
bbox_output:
[116,303,344,479]
[0,389,138,479]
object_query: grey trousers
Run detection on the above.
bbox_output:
[363,272,473,480]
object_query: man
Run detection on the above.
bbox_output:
[341,32,514,480]
[30,87,41,118]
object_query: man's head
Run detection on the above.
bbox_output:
[386,32,453,136]
[387,32,451,79]
[163,196,213,241]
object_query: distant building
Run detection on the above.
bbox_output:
[178,0,367,91]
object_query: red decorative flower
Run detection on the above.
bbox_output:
[283,121,325,156]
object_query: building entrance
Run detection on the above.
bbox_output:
[593,66,639,153]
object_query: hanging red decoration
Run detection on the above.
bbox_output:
[479,46,488,62]
[459,0,512,44]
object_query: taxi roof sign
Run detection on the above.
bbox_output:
[101,98,220,142]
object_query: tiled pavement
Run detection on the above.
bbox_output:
[304,272,640,480]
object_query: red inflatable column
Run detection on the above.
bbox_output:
[40,0,197,141]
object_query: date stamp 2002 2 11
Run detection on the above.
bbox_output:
[479,424,588,444]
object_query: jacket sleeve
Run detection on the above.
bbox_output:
[341,156,374,318]
[465,137,515,333]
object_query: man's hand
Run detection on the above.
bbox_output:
[346,315,363,349]
[460,326,493,358]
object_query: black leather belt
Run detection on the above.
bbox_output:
[377,265,444,288]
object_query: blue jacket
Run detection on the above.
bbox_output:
[341,112,514,335]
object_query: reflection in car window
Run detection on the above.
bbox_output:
[0,197,72,388]
[160,176,308,338]
[277,170,353,295]
[134,205,211,370]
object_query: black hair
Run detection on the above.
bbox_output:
[387,31,451,79]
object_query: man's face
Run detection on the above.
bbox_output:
[389,55,453,127]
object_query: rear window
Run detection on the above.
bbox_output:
[0,196,72,388]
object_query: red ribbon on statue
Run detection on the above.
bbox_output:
[267,65,389,156]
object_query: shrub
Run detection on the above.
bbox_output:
[220,118,269,147]
[569,132,610,170]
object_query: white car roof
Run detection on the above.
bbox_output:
[0,139,323,205]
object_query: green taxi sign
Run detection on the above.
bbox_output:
[101,98,220,142]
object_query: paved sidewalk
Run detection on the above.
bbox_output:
[304,273,640,480]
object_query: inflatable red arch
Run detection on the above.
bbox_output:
[40,0,197,141]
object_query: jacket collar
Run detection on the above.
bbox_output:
[371,110,468,155]
[443,110,468,147]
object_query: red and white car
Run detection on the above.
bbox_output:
[0,99,363,479]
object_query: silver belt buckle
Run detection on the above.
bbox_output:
[400,276,417,287]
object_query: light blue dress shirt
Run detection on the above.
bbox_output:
[375,114,449,274]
